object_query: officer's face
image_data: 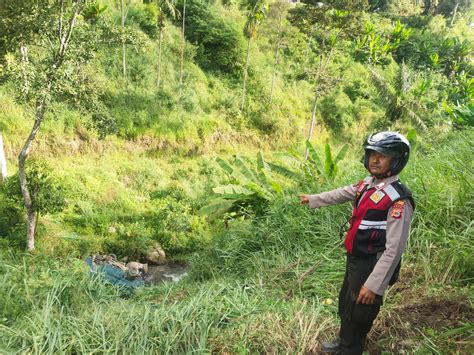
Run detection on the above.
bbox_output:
[368,151,393,176]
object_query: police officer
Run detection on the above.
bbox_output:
[299,132,414,354]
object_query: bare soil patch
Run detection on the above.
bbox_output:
[369,297,474,353]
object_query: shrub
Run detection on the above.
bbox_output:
[127,4,159,38]
[103,221,154,259]
[319,88,355,133]
[0,191,24,247]
[3,161,67,217]
[147,195,209,254]
[184,0,245,75]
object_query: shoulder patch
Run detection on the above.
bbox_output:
[390,200,406,219]
[383,184,401,201]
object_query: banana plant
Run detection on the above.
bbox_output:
[199,152,298,220]
[294,140,349,182]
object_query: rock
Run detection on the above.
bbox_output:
[144,243,166,265]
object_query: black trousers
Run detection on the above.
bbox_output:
[337,254,383,355]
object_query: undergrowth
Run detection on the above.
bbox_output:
[0,131,472,353]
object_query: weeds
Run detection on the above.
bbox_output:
[0,132,472,353]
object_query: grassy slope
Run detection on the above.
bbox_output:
[0,3,473,353]
[0,130,472,353]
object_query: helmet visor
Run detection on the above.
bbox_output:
[365,146,400,157]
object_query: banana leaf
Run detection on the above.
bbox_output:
[212,184,255,199]
[324,143,335,179]
[334,144,349,164]
[216,157,234,175]
[305,141,322,174]
[198,198,235,219]
[267,162,300,180]
[246,182,274,201]
[234,156,258,183]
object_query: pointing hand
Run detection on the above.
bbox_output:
[299,194,310,205]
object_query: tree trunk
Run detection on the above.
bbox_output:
[241,36,252,111]
[304,54,324,159]
[19,97,47,252]
[179,0,186,97]
[304,93,319,160]
[423,0,434,15]
[121,0,128,80]
[270,5,285,103]
[450,2,460,26]
[122,42,127,79]
[269,39,280,103]
[157,26,164,91]
[0,132,7,182]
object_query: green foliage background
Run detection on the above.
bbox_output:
[0,0,473,353]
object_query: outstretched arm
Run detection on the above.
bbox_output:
[300,184,357,208]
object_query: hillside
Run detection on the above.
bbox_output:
[0,1,473,353]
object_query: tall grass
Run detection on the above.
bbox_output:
[0,131,472,353]
[0,251,333,353]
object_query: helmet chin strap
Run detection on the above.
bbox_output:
[371,171,392,179]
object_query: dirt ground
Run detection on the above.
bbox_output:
[368,296,474,353]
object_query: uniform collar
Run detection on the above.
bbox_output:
[367,175,399,190]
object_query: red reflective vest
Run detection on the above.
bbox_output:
[344,179,414,257]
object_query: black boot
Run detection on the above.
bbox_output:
[321,339,340,353]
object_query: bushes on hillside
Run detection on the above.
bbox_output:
[183,0,245,75]
[0,161,67,248]
[127,4,159,38]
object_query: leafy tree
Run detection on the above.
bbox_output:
[436,1,472,20]
[179,0,186,97]
[387,0,422,15]
[117,0,151,81]
[82,1,108,24]
[265,1,291,103]
[423,0,438,15]
[3,161,67,220]
[127,3,160,38]
[369,63,428,129]
[119,0,131,79]
[0,0,100,251]
[184,0,245,74]
[241,0,269,111]
[355,20,411,65]
[1,160,66,248]
[368,0,389,11]
[288,0,367,158]
[155,0,178,91]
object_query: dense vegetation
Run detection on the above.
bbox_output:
[0,0,473,353]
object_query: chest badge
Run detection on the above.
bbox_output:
[370,190,386,204]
